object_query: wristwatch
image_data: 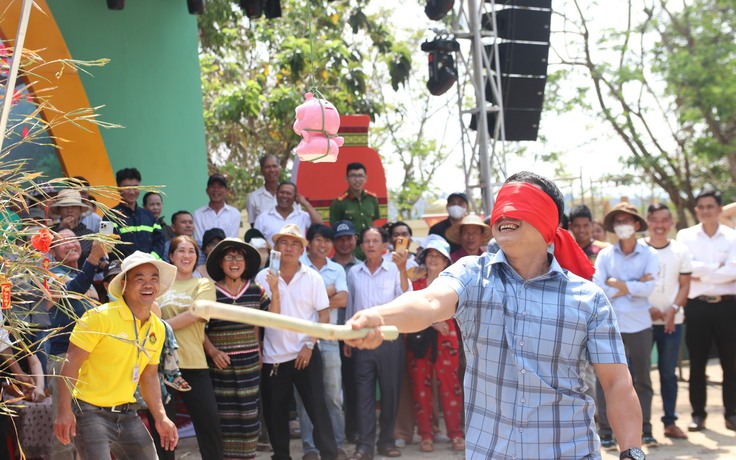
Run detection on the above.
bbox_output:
[670,304,682,312]
[304,342,315,351]
[620,448,646,460]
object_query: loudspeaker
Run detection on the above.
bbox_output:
[489,42,549,76]
[265,0,281,18]
[492,0,551,7]
[470,109,541,141]
[486,76,546,109]
[487,8,551,43]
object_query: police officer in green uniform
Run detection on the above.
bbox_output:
[330,162,380,258]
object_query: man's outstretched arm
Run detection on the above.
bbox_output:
[345,283,458,349]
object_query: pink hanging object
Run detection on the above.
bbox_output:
[293,92,343,163]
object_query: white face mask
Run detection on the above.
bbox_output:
[613,224,636,240]
[448,205,466,220]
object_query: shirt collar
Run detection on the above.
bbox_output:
[112,298,155,327]
[613,240,646,255]
[357,257,390,274]
[347,189,366,200]
[301,254,338,271]
[490,249,566,281]
[696,222,728,238]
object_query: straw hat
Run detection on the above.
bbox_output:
[107,251,177,300]
[445,214,492,245]
[603,202,648,232]
[271,223,308,247]
[206,238,261,281]
[49,189,88,215]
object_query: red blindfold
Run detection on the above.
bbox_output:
[491,182,595,280]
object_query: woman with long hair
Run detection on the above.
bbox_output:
[158,235,223,459]
[406,237,464,453]
[204,238,277,459]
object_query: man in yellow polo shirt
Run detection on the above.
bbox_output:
[54,251,179,458]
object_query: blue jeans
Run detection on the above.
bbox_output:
[653,324,682,427]
[73,401,156,459]
[297,340,346,453]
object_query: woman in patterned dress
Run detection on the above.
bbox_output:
[406,237,465,453]
[204,238,277,459]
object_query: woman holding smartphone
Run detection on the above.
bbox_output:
[159,235,224,459]
[204,238,278,459]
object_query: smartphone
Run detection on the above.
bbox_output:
[99,220,114,235]
[395,236,409,253]
[269,250,281,275]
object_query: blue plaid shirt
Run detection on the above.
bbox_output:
[437,250,626,459]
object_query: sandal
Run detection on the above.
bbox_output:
[419,439,434,452]
[163,374,192,392]
[451,437,465,452]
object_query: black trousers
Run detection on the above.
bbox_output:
[353,338,404,454]
[685,298,736,418]
[261,347,338,460]
[340,340,358,441]
[179,368,224,459]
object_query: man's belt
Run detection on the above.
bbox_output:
[78,400,135,413]
[695,295,736,304]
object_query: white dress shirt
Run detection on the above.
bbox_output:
[254,207,311,245]
[193,203,241,243]
[246,185,277,225]
[676,223,736,298]
[347,258,410,320]
[255,265,329,363]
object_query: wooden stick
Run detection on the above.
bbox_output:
[190,300,399,341]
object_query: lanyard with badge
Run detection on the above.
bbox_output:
[131,314,152,383]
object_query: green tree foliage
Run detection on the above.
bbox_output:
[554,0,736,226]
[373,88,453,220]
[197,0,412,207]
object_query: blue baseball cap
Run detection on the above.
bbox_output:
[332,220,356,238]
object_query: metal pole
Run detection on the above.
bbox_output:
[467,0,493,216]
[0,0,34,154]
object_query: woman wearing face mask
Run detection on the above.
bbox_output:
[429,192,469,253]
[159,236,224,459]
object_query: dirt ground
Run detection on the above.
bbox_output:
[177,359,736,459]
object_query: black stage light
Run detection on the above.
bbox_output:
[425,0,455,21]
[421,38,460,96]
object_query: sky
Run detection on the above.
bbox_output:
[368,0,668,215]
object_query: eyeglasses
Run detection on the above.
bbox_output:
[348,174,366,180]
[223,254,245,262]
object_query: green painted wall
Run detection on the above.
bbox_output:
[47,0,210,219]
